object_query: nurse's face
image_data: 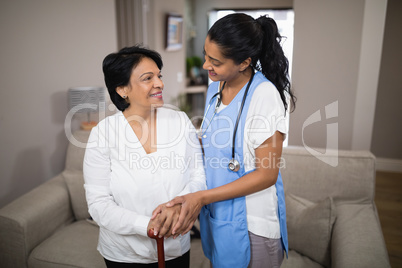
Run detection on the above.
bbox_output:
[202,36,243,83]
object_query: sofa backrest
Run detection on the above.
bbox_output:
[65,130,91,171]
[63,130,91,220]
[63,132,376,218]
[281,146,376,204]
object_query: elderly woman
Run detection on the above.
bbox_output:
[83,45,206,267]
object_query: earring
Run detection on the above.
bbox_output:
[123,95,126,99]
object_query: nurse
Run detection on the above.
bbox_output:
[153,13,296,267]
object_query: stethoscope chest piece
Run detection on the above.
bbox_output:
[228,158,240,172]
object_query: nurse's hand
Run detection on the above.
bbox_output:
[148,203,181,238]
[162,192,204,236]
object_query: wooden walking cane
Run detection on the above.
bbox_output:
[148,229,165,268]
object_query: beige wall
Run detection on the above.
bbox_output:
[351,0,388,151]
[288,0,389,154]
[289,0,366,150]
[149,0,187,105]
[371,0,402,159]
[0,0,117,207]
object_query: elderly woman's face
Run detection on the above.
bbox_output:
[119,57,164,110]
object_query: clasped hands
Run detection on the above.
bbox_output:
[147,192,203,239]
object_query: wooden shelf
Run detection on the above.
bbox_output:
[185,85,207,94]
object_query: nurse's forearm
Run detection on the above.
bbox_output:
[199,131,284,206]
[164,171,277,236]
[199,168,279,206]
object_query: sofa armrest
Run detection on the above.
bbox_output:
[331,204,390,268]
[0,174,74,268]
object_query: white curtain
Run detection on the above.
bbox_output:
[115,0,150,48]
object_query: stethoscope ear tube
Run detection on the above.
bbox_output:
[229,70,255,172]
[197,91,221,139]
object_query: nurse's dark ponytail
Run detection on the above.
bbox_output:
[256,15,295,113]
[207,13,296,113]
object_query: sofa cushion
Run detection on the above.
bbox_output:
[28,220,105,268]
[281,250,324,268]
[63,170,90,220]
[285,193,336,267]
[331,204,390,268]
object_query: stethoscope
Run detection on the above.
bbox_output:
[197,70,255,172]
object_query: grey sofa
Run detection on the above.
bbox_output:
[280,147,390,268]
[0,130,391,268]
[0,131,105,268]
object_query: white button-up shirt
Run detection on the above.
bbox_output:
[83,107,206,263]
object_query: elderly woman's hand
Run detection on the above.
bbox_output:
[148,203,181,238]
[152,192,204,237]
